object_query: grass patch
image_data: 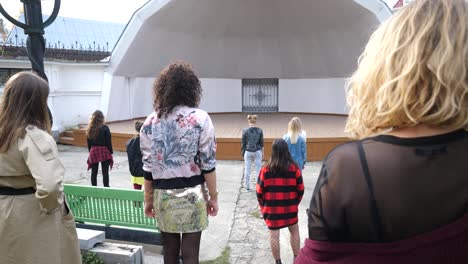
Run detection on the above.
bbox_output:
[201,247,230,264]
[250,210,260,218]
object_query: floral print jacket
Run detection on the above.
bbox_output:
[140,106,217,184]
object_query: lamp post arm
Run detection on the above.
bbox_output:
[0,4,28,29]
[43,0,60,28]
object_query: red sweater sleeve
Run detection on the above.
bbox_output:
[296,166,304,203]
[256,167,266,209]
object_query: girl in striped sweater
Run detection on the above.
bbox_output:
[256,138,304,264]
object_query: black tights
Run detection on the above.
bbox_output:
[162,231,202,264]
[90,160,110,187]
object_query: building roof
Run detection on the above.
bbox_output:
[6,15,125,51]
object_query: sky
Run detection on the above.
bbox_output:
[0,0,148,27]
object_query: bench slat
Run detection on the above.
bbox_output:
[64,184,158,231]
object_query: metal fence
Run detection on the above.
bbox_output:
[242,78,279,112]
[0,40,111,62]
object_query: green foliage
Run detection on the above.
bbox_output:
[250,210,261,219]
[201,247,230,264]
[82,251,104,264]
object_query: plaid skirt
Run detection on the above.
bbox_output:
[87,146,114,170]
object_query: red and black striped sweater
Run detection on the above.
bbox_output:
[256,164,304,230]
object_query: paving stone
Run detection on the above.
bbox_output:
[90,242,143,264]
[230,227,250,242]
[77,228,105,250]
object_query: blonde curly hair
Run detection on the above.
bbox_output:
[345,0,468,139]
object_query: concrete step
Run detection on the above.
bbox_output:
[77,228,105,250]
[59,136,74,145]
[90,242,143,264]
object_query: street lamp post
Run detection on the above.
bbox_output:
[0,0,60,124]
[0,0,60,80]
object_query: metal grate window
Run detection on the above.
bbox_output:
[242,79,278,112]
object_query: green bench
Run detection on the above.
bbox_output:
[64,184,161,245]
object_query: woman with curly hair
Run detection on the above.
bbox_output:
[296,0,468,263]
[86,110,113,187]
[141,61,218,264]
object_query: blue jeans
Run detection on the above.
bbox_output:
[244,150,262,189]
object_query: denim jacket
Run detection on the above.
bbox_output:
[241,127,264,156]
[283,134,307,169]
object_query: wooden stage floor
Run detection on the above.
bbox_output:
[71,113,351,161]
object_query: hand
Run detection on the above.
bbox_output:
[144,200,155,218]
[207,199,218,217]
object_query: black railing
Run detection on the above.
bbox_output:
[0,41,111,62]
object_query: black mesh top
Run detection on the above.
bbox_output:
[308,129,468,243]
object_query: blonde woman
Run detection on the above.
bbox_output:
[296,0,468,263]
[241,115,264,190]
[0,72,81,264]
[283,117,307,170]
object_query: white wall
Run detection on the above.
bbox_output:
[279,79,347,114]
[101,75,154,122]
[49,95,101,127]
[100,73,129,122]
[50,64,105,128]
[129,77,154,118]
[199,79,242,112]
[103,77,243,121]
[56,65,104,91]
[102,76,347,120]
[0,59,106,129]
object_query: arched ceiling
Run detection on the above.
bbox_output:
[109,0,391,79]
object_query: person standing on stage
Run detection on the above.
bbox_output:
[241,114,264,190]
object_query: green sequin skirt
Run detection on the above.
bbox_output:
[154,184,209,233]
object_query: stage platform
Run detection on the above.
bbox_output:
[67,113,351,161]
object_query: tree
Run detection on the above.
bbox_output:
[0,18,9,42]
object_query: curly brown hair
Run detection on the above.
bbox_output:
[153,61,202,118]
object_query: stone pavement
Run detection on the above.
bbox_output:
[58,145,321,263]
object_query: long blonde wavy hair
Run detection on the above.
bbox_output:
[287,117,302,144]
[345,0,468,139]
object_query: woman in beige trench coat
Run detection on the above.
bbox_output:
[0,72,81,264]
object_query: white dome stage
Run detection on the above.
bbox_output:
[101,0,391,121]
[110,0,389,79]
[72,0,392,160]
